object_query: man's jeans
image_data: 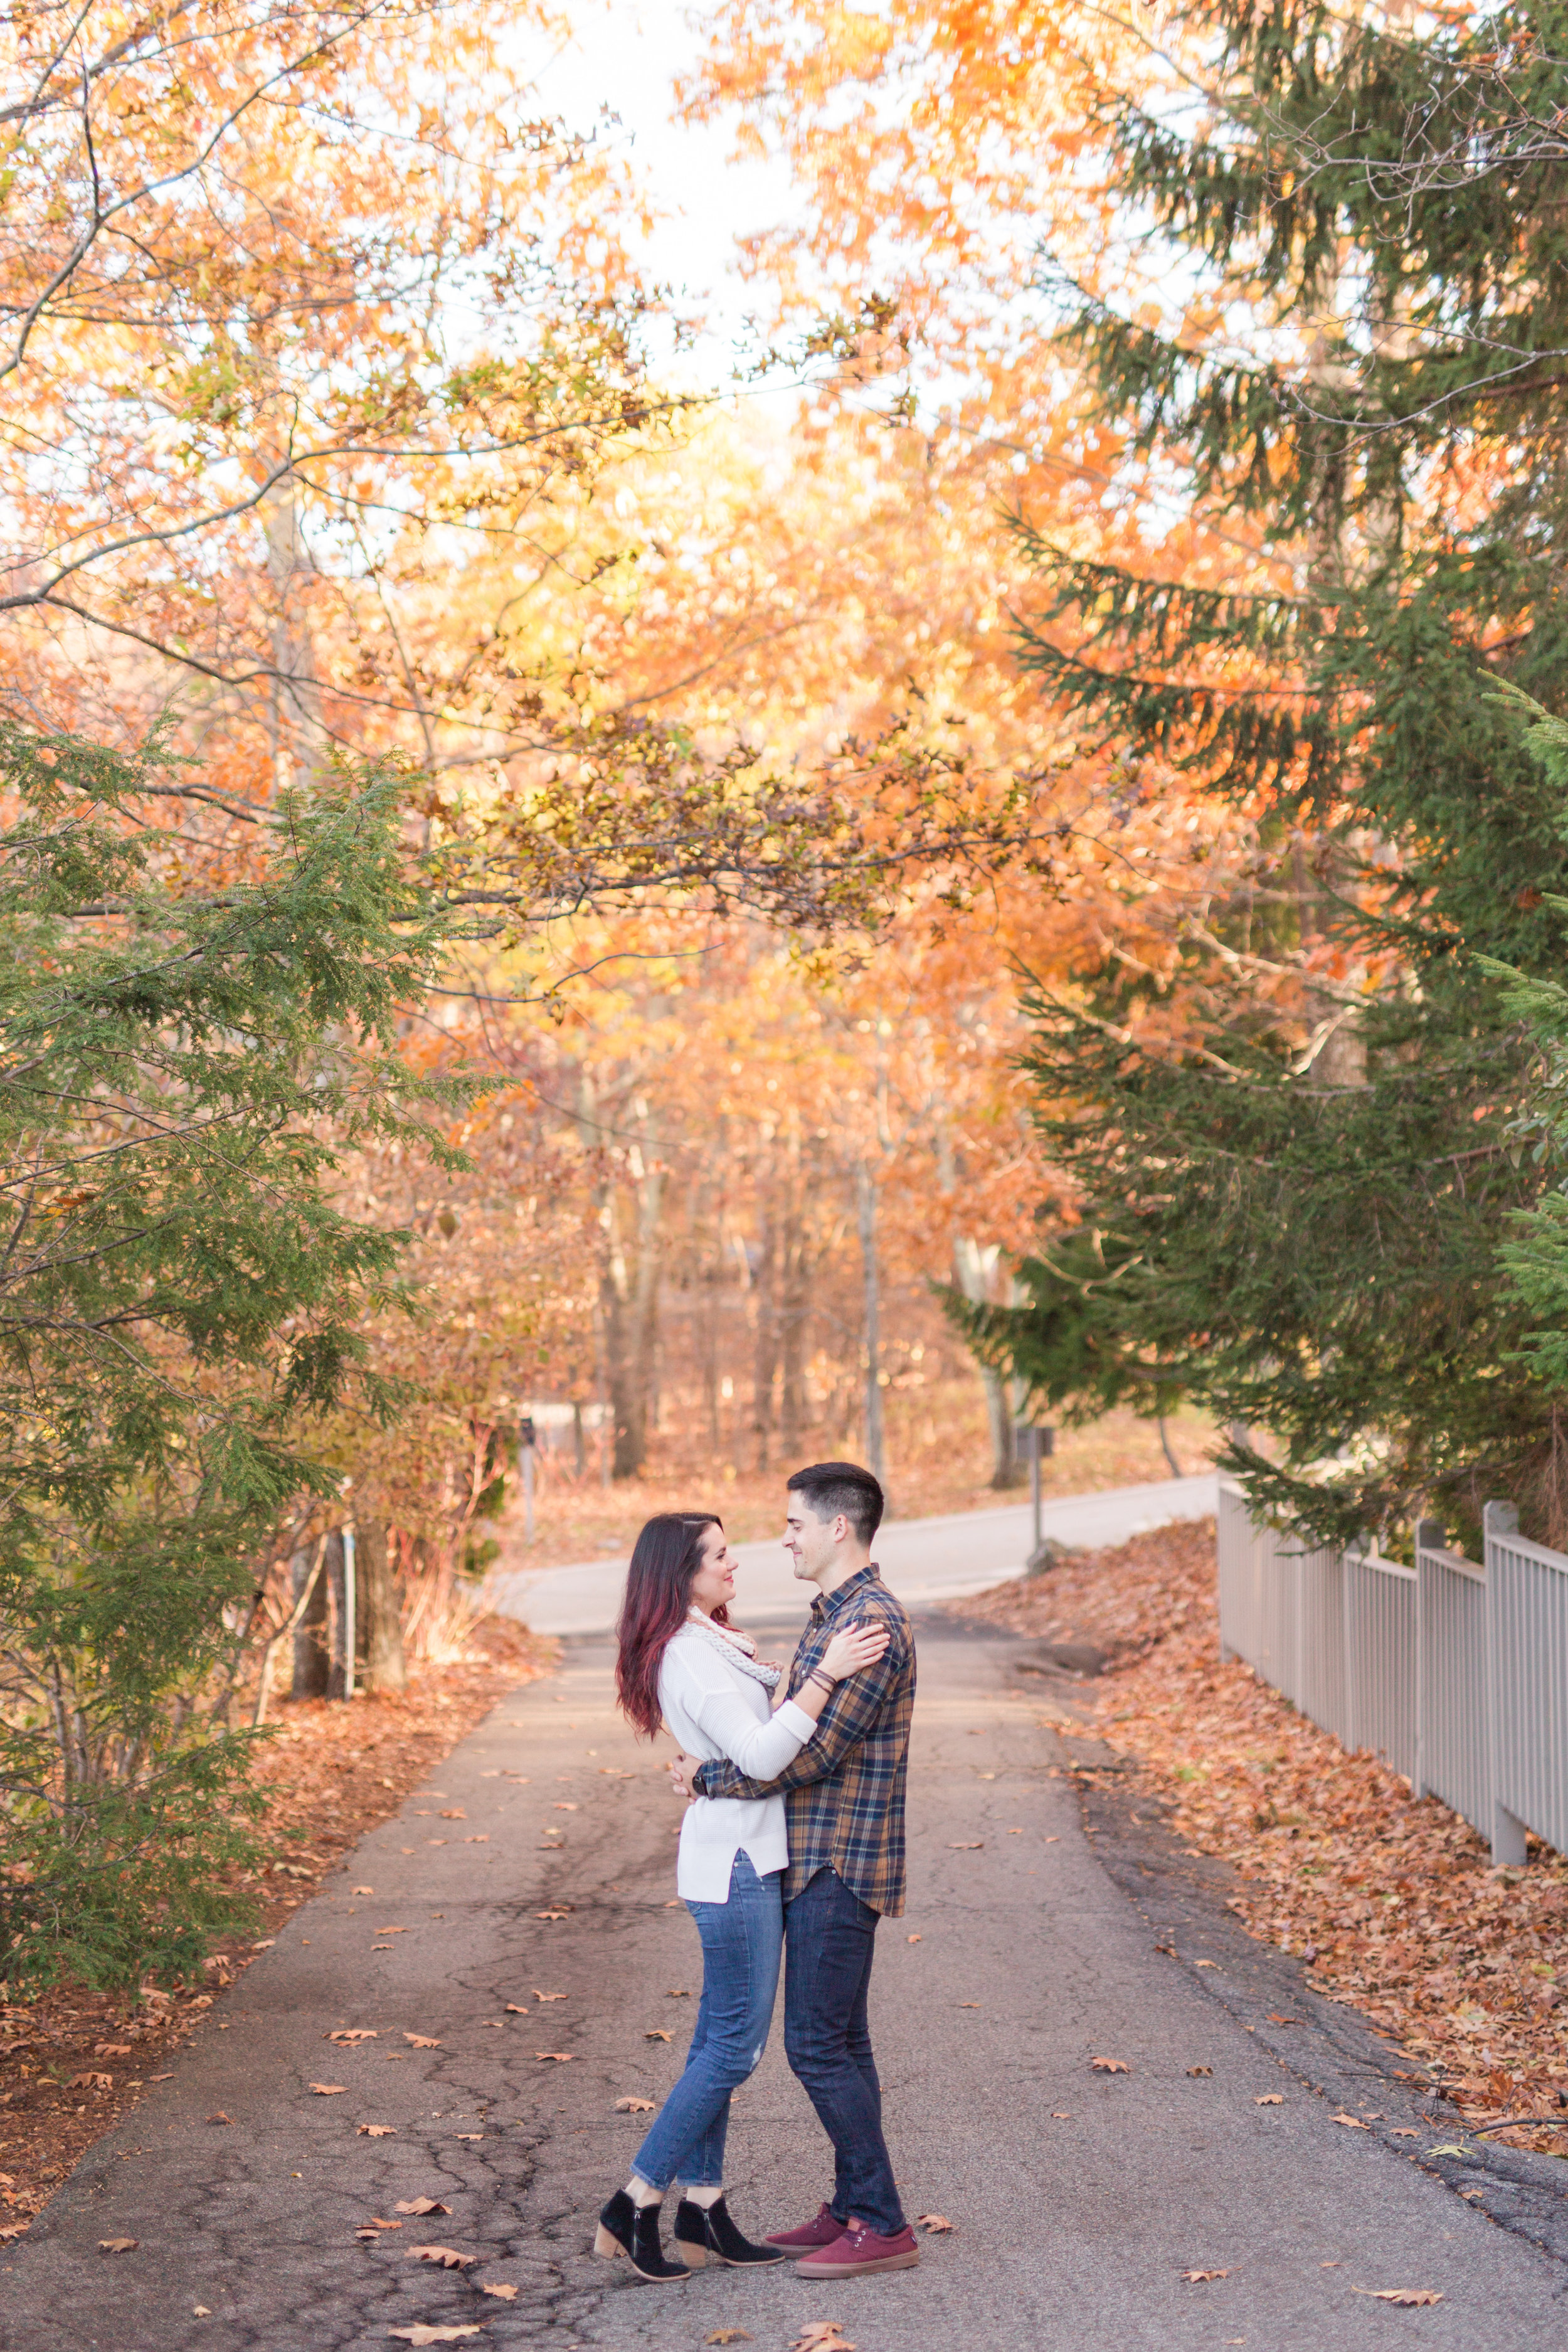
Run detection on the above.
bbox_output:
[783,1865,906,2237]
[630,1851,783,2191]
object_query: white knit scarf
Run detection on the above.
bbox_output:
[684,1606,782,1692]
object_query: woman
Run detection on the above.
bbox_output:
[594,1512,888,2284]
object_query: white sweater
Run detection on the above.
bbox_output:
[657,1623,817,1902]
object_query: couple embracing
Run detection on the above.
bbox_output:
[593,1459,919,2286]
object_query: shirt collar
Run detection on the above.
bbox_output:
[809,1562,882,1624]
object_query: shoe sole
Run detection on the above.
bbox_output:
[592,2223,691,2283]
[793,2250,921,2276]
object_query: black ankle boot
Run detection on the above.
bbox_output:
[672,2193,787,2268]
[593,2188,691,2283]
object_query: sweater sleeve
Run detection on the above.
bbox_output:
[666,1646,817,1781]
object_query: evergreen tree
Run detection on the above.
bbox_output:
[958,4,1568,1544]
[0,726,472,1987]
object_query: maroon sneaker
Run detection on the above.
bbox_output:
[795,2221,920,2277]
[763,2203,848,2252]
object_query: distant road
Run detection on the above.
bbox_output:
[485,1470,1219,1637]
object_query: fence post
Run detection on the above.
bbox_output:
[1483,1499,1528,1867]
[1414,1517,1443,1800]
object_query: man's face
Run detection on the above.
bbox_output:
[783,1493,838,1582]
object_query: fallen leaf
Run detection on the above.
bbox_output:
[553,1803,578,1811]
[1195,1959,1221,1969]
[1180,2267,1231,2282]
[395,2198,451,2217]
[1266,2015,1299,2026]
[455,2132,484,2141]
[68,2070,113,2090]
[193,2307,211,2317]
[956,2001,980,2009]
[1051,2111,1072,2118]
[327,2030,378,2044]
[916,2212,953,2233]
[95,2043,132,2057]
[906,1934,921,1943]
[387,2329,487,2346]
[706,2333,752,2346]
[376,1926,409,1935]
[361,2218,403,2233]
[479,2284,517,2301]
[406,2243,476,2267]
[667,1988,690,1997]
[1255,2095,1283,2106]
[615,2097,655,2113]
[439,1809,467,1820]
[404,2033,442,2048]
[1332,2113,1369,2130]
[535,1910,569,1922]
[535,2051,572,2062]
[1091,2057,1130,2073]
[790,2328,856,2352]
[463,1835,489,1843]
[1352,2288,1444,2306]
[645,2029,672,2042]
[353,1886,374,1894]
[358,2123,398,2136]
[309,2082,349,2095]
[1425,2143,1468,2158]
[99,2238,138,2253]
[207,2111,232,2126]
[533,1991,566,2001]
[1391,2127,1419,2139]
[1187,2066,1213,2077]
[946,1841,984,1850]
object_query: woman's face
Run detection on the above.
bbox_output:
[687,1521,736,1617]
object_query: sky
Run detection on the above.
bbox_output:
[533,0,801,383]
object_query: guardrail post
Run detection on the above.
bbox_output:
[1483,1499,1529,1867]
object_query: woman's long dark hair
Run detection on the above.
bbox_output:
[615,1513,727,1739]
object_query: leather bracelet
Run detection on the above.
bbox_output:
[806,1668,835,1696]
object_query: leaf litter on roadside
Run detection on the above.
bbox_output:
[394,2198,450,2216]
[705,2333,751,2346]
[953,1520,1568,2154]
[406,2243,475,2267]
[1180,2268,1231,2282]
[615,2096,655,2113]
[790,2327,856,2352]
[1353,2287,1444,2306]
[915,2213,953,2233]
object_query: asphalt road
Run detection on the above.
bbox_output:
[487,1473,1219,1635]
[6,1611,1565,2352]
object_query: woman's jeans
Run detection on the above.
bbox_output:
[630,1851,783,2191]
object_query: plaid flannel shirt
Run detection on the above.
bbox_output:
[690,1564,915,1915]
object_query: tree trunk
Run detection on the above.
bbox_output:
[856,1159,888,1495]
[359,1519,406,1695]
[751,1187,778,1472]
[602,1138,666,1480]
[952,1236,1023,1488]
[290,1543,330,1698]
[778,1189,810,1456]
[324,1529,347,1701]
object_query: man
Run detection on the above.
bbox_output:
[669,1459,918,2278]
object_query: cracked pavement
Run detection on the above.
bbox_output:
[4,1616,1567,2350]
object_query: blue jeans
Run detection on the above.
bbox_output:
[630,1851,783,2191]
[783,1865,905,2237]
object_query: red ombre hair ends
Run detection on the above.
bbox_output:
[614,1513,727,1739]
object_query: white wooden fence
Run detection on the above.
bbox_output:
[1217,1482,1568,1863]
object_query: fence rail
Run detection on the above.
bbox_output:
[1217,1484,1567,1863]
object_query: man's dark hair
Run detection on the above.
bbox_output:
[787,1460,884,1545]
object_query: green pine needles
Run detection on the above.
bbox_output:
[955,3,1568,1548]
[0,724,474,1989]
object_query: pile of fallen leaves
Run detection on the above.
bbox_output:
[958,1521,1568,2156]
[0,1616,556,2242]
